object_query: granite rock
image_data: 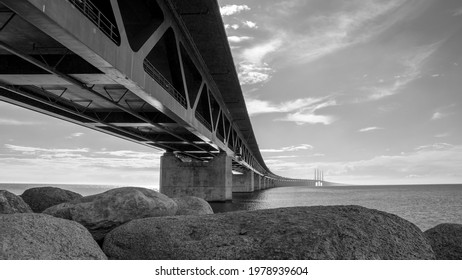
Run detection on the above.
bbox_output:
[173,196,214,216]
[43,187,178,242]
[0,213,106,259]
[0,190,32,214]
[425,223,462,260]
[21,187,82,213]
[103,205,434,260]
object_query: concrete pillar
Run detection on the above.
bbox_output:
[160,152,232,201]
[233,169,254,193]
[254,173,261,191]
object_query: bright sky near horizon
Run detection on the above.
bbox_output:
[1,0,462,186]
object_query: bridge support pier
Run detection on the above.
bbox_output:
[254,174,262,191]
[232,170,254,193]
[159,152,232,201]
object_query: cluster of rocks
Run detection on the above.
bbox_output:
[1,186,461,260]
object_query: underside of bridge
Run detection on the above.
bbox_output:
[0,0,314,201]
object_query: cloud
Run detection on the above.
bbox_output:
[5,144,89,154]
[225,24,240,30]
[246,97,327,116]
[242,21,258,29]
[415,143,454,151]
[358,127,384,132]
[0,118,42,125]
[220,5,250,16]
[270,0,410,66]
[227,36,253,43]
[238,62,273,85]
[66,132,85,139]
[274,98,337,125]
[364,42,442,101]
[241,39,282,65]
[2,144,160,170]
[435,133,450,138]
[277,111,336,125]
[453,7,462,16]
[245,96,336,125]
[261,144,313,153]
[431,105,455,120]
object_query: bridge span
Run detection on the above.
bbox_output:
[0,0,318,200]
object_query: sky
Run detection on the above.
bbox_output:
[1,0,462,186]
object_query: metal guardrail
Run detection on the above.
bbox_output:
[143,59,187,108]
[68,0,120,44]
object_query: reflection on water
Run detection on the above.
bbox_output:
[210,184,462,231]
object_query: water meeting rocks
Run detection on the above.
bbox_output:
[43,187,178,242]
[173,196,214,216]
[103,205,434,260]
[425,223,462,260]
[21,186,82,213]
[0,190,32,214]
[0,213,106,260]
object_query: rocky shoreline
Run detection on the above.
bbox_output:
[1,187,461,260]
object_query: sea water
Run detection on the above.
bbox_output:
[1,183,461,231]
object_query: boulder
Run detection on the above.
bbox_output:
[43,187,178,242]
[103,205,434,260]
[21,187,82,213]
[0,190,32,214]
[0,213,107,259]
[425,223,462,260]
[173,196,214,216]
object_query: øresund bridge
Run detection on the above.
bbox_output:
[0,0,324,201]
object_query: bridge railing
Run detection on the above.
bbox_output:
[143,59,187,108]
[68,0,120,45]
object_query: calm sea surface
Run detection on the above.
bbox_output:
[2,183,461,231]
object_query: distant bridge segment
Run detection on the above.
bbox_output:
[0,0,318,200]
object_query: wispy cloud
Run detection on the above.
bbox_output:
[435,133,450,138]
[246,97,331,116]
[358,127,384,132]
[453,7,462,16]
[363,42,442,101]
[2,144,160,170]
[228,36,253,44]
[245,96,337,125]
[65,132,85,139]
[0,118,42,126]
[270,0,410,66]
[431,105,455,120]
[273,98,337,125]
[220,4,250,16]
[5,144,89,154]
[261,144,313,153]
[225,0,414,87]
[277,111,336,125]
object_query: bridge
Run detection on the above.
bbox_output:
[0,0,319,201]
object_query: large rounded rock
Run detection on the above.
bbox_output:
[0,190,32,214]
[21,187,82,213]
[0,213,106,259]
[43,187,178,242]
[425,223,462,260]
[173,196,213,216]
[103,205,434,260]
